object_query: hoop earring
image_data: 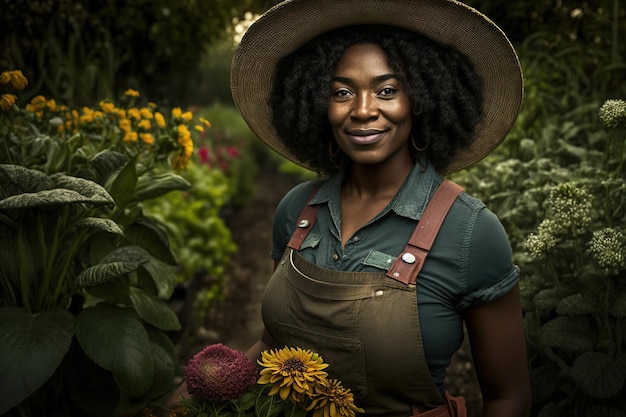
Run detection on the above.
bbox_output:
[411,135,428,152]
[328,140,340,158]
[412,103,422,116]
[328,140,343,170]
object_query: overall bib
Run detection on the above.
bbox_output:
[261,180,466,417]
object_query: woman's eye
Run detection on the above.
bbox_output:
[333,88,352,99]
[378,87,396,96]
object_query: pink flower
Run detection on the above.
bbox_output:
[183,343,258,401]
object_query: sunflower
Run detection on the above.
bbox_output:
[258,347,329,403]
[307,379,364,417]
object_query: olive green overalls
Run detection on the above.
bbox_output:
[262,180,466,417]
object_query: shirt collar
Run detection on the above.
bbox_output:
[309,162,443,221]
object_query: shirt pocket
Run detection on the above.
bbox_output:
[362,249,396,271]
[300,231,322,250]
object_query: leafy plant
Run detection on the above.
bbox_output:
[0,72,210,416]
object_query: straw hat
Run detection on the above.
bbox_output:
[231,0,523,174]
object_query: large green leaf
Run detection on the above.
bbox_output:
[91,150,128,183]
[107,159,138,208]
[125,218,177,265]
[141,257,178,299]
[539,316,596,352]
[52,174,114,204]
[0,164,53,199]
[75,304,154,396]
[569,352,625,399]
[0,188,111,210]
[65,343,119,417]
[533,288,571,317]
[132,173,191,202]
[530,365,560,405]
[556,293,598,315]
[73,217,124,236]
[129,287,181,331]
[75,245,152,287]
[0,307,74,415]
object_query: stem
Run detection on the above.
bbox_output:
[611,0,619,66]
[17,222,32,313]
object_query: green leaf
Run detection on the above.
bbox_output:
[125,218,177,265]
[0,307,74,415]
[556,293,598,315]
[77,245,152,288]
[0,188,111,210]
[133,173,191,202]
[611,290,626,318]
[539,316,596,352]
[533,288,569,316]
[75,304,154,396]
[129,287,181,331]
[73,217,125,236]
[52,174,114,204]
[107,159,138,208]
[530,365,560,405]
[0,164,53,199]
[76,259,148,288]
[141,257,178,299]
[569,352,625,399]
[91,150,128,183]
[65,344,119,417]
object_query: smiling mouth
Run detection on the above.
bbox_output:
[346,129,387,145]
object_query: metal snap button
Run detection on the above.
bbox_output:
[375,290,384,297]
[298,219,310,228]
[401,253,416,264]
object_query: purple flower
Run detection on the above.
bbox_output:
[183,343,258,401]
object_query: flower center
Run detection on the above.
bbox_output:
[281,357,307,373]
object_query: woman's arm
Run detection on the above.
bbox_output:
[464,284,531,417]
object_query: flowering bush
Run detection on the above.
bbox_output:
[0,70,211,417]
[168,345,364,417]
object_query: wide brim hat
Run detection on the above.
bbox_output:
[231,0,523,175]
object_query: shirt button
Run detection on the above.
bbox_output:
[353,236,360,242]
[332,253,339,261]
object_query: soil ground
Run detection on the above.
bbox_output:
[175,169,483,416]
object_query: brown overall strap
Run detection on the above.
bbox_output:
[386,180,463,286]
[286,187,321,250]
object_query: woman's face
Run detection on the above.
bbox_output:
[328,43,412,168]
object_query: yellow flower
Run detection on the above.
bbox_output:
[46,99,57,112]
[194,125,204,133]
[172,154,191,171]
[0,71,10,85]
[0,94,17,112]
[140,133,155,145]
[258,347,329,403]
[307,379,364,417]
[25,95,46,115]
[181,111,193,122]
[118,119,132,132]
[171,107,182,119]
[5,70,28,91]
[100,100,115,113]
[124,89,140,97]
[123,131,138,143]
[128,108,141,121]
[199,117,211,129]
[139,107,153,119]
[154,111,166,129]
[137,119,151,131]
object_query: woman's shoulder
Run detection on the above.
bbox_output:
[277,178,326,211]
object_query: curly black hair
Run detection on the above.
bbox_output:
[270,24,484,175]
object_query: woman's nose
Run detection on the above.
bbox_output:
[352,93,378,120]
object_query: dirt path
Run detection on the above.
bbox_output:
[178,169,482,416]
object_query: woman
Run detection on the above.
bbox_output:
[231,1,531,416]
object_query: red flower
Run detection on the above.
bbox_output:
[183,343,258,401]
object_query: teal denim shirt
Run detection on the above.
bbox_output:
[270,162,519,384]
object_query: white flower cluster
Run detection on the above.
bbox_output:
[588,228,626,276]
[525,219,560,260]
[599,99,626,130]
[546,182,593,236]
